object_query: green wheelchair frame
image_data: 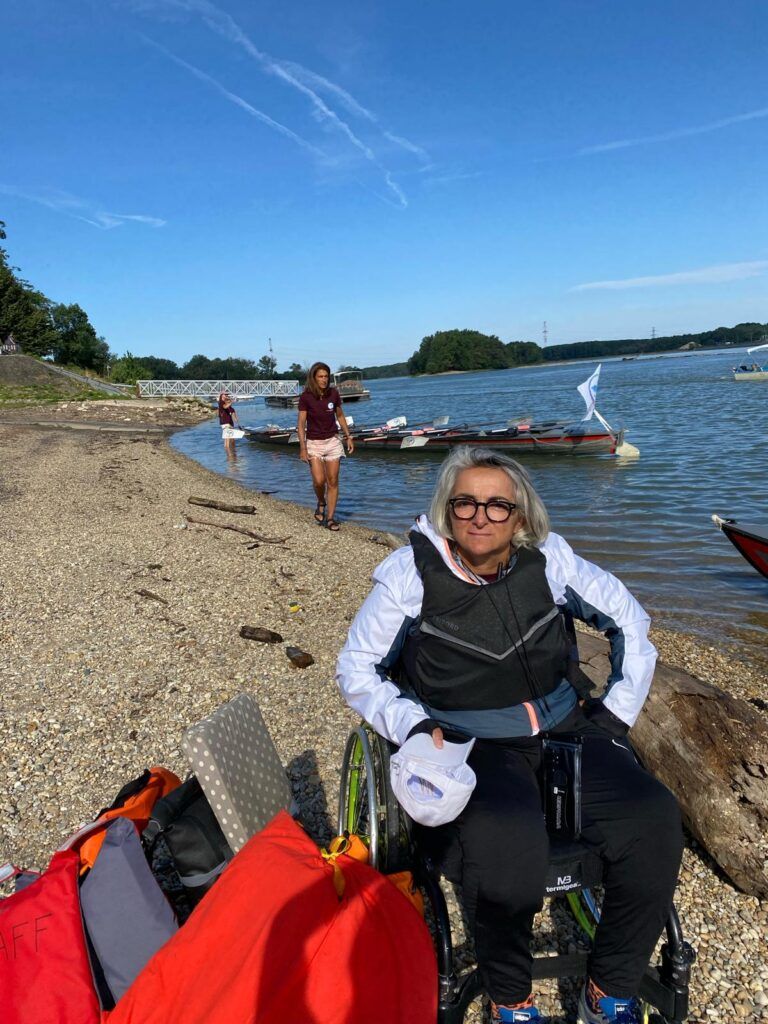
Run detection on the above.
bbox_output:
[338,724,695,1024]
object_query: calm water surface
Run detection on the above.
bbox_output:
[172,350,768,659]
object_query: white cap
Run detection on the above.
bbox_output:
[389,733,476,827]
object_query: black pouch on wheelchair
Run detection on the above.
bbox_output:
[541,735,582,840]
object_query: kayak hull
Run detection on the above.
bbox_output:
[714,517,768,580]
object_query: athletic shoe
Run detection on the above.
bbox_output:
[491,1002,545,1023]
[577,980,642,1024]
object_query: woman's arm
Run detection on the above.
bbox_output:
[336,407,354,454]
[297,408,309,463]
[336,558,432,745]
[544,533,657,731]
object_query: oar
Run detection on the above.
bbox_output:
[351,415,408,437]
[451,414,534,431]
[615,438,640,458]
[354,414,448,436]
[400,435,431,449]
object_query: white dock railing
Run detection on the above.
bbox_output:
[137,379,300,399]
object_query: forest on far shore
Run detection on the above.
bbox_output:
[2,220,764,382]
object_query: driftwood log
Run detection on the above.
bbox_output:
[188,497,256,515]
[183,515,288,545]
[239,625,283,643]
[578,632,768,898]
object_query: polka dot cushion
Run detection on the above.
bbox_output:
[182,693,293,852]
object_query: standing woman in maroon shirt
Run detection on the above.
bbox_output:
[297,362,354,531]
[218,392,240,454]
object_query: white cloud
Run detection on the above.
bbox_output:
[0,185,165,229]
[143,38,326,158]
[570,261,768,292]
[280,62,430,162]
[580,106,768,155]
[127,0,420,207]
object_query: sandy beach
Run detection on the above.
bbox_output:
[1,403,766,1022]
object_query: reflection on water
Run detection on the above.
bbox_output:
[172,350,767,658]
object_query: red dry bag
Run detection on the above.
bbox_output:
[106,810,437,1024]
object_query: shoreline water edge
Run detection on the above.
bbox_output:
[1,402,766,1021]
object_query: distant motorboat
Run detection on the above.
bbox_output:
[733,341,768,381]
[712,515,768,580]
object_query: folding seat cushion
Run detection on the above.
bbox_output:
[182,694,293,852]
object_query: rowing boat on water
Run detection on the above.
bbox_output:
[712,515,768,580]
[247,364,639,457]
[246,416,626,455]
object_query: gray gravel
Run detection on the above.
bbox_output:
[0,416,765,1022]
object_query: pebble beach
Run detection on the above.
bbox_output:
[0,402,766,1023]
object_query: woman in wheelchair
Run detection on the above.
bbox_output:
[336,447,683,1024]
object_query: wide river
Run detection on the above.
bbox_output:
[172,349,767,659]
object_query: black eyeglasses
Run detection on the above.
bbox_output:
[448,497,518,522]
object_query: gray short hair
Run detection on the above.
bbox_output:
[429,447,550,549]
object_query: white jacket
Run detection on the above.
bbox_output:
[336,516,657,745]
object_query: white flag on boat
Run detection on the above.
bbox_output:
[577,364,601,420]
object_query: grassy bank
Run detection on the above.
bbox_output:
[0,353,116,405]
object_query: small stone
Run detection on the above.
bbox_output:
[285,646,314,669]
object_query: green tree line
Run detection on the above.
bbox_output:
[541,323,767,361]
[407,330,541,375]
[361,323,766,378]
[4,221,763,382]
[109,352,306,385]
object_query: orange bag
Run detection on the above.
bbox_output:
[105,811,437,1024]
[79,767,181,874]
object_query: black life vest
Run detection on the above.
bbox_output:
[396,533,570,713]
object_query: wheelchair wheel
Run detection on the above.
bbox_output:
[338,725,411,873]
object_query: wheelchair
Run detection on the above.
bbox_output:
[338,723,695,1024]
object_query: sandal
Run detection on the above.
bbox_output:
[313,500,327,523]
[327,518,341,532]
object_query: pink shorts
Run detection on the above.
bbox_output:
[306,435,345,461]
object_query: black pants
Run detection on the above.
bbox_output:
[416,710,683,1005]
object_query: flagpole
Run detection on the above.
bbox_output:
[594,408,614,433]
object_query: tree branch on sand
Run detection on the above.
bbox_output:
[183,514,288,545]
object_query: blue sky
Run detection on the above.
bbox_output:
[2,0,767,369]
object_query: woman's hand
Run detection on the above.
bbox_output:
[345,435,354,455]
[430,727,444,749]
[299,446,309,463]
